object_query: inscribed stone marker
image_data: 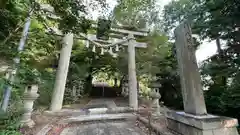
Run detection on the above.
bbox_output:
[174,22,207,115]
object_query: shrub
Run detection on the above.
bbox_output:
[0,102,24,135]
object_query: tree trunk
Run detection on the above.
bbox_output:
[216,37,223,57]
[114,78,117,87]
[84,67,93,94]
[119,75,125,88]
[216,37,227,86]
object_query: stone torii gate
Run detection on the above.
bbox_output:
[49,21,148,112]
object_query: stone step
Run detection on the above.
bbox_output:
[63,113,137,123]
[88,107,135,114]
[44,107,135,116]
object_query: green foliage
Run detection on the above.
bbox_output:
[0,75,24,134]
[0,103,24,135]
[201,52,240,120]
[204,83,240,121]
[0,76,5,100]
[112,0,160,29]
[0,72,26,134]
[17,64,41,85]
[34,69,55,107]
[0,130,22,135]
[163,0,240,49]
[47,0,106,34]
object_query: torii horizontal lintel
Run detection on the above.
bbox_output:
[46,31,147,48]
[91,24,148,37]
[80,34,147,48]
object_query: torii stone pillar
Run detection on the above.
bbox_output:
[166,22,239,135]
[128,34,138,110]
[50,33,74,111]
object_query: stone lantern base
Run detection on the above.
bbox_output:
[151,107,161,117]
[20,119,35,128]
[149,89,162,117]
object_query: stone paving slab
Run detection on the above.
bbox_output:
[44,107,135,117]
[63,113,137,123]
[60,121,146,135]
[86,98,117,109]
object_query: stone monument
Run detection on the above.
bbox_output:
[166,22,239,135]
[21,84,39,128]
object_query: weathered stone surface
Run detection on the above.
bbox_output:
[50,33,74,111]
[212,128,239,135]
[60,121,145,135]
[88,108,108,114]
[174,22,207,115]
[107,107,134,114]
[44,109,85,116]
[86,98,117,109]
[150,89,162,116]
[128,33,138,110]
[44,107,135,117]
[21,85,39,128]
[166,111,239,135]
[137,115,175,135]
[63,113,137,123]
[121,82,129,97]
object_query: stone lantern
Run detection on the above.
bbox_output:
[121,77,129,97]
[122,81,129,97]
[149,80,162,116]
[21,84,39,128]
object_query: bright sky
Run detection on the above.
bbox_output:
[88,0,217,64]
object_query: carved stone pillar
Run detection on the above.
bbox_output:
[21,85,39,128]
